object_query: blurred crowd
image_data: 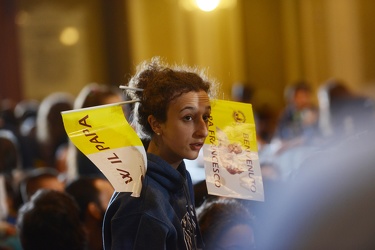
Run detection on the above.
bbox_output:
[1,78,375,249]
[0,83,122,250]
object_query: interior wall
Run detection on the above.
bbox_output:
[358,0,375,96]
[241,0,285,111]
[16,0,108,100]
[10,0,375,104]
[325,0,363,88]
[125,0,247,100]
[298,0,329,89]
[125,0,290,113]
[0,0,22,101]
[294,0,375,99]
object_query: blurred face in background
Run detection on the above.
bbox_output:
[94,178,114,211]
[25,176,65,202]
[294,89,312,110]
[213,224,255,250]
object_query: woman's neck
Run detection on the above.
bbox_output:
[147,139,181,169]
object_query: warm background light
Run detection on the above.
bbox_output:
[196,0,220,12]
[60,27,80,46]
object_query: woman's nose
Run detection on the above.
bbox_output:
[195,118,208,138]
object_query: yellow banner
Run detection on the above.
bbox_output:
[62,104,143,155]
[61,102,146,197]
[203,99,264,201]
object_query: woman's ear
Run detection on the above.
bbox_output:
[148,115,161,135]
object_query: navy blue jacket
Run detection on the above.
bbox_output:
[103,153,203,250]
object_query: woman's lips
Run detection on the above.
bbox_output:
[190,143,203,151]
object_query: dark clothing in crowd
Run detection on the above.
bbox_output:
[103,153,203,250]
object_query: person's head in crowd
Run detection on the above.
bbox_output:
[14,99,39,138]
[35,92,74,167]
[31,92,72,178]
[0,99,19,134]
[197,197,256,250]
[65,176,114,250]
[74,83,124,109]
[0,129,21,177]
[231,83,253,103]
[254,104,277,145]
[0,175,22,250]
[318,78,375,138]
[36,92,74,146]
[17,189,87,250]
[273,81,318,143]
[19,167,65,204]
[1,175,18,225]
[288,81,314,111]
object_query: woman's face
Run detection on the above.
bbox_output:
[157,90,211,168]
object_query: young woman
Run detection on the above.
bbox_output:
[103,57,216,250]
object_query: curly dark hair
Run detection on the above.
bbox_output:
[126,57,217,140]
[196,197,255,249]
[17,189,87,250]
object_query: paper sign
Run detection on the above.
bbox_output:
[61,102,146,197]
[203,99,264,201]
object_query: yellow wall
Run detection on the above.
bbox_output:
[16,0,375,108]
[125,0,247,100]
[123,0,375,112]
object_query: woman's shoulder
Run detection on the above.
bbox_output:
[109,177,169,208]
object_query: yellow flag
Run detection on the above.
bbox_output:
[61,102,146,197]
[203,99,264,201]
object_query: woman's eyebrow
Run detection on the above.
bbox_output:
[179,106,196,113]
[179,105,211,113]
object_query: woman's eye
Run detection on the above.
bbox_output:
[203,115,210,122]
[184,116,193,121]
